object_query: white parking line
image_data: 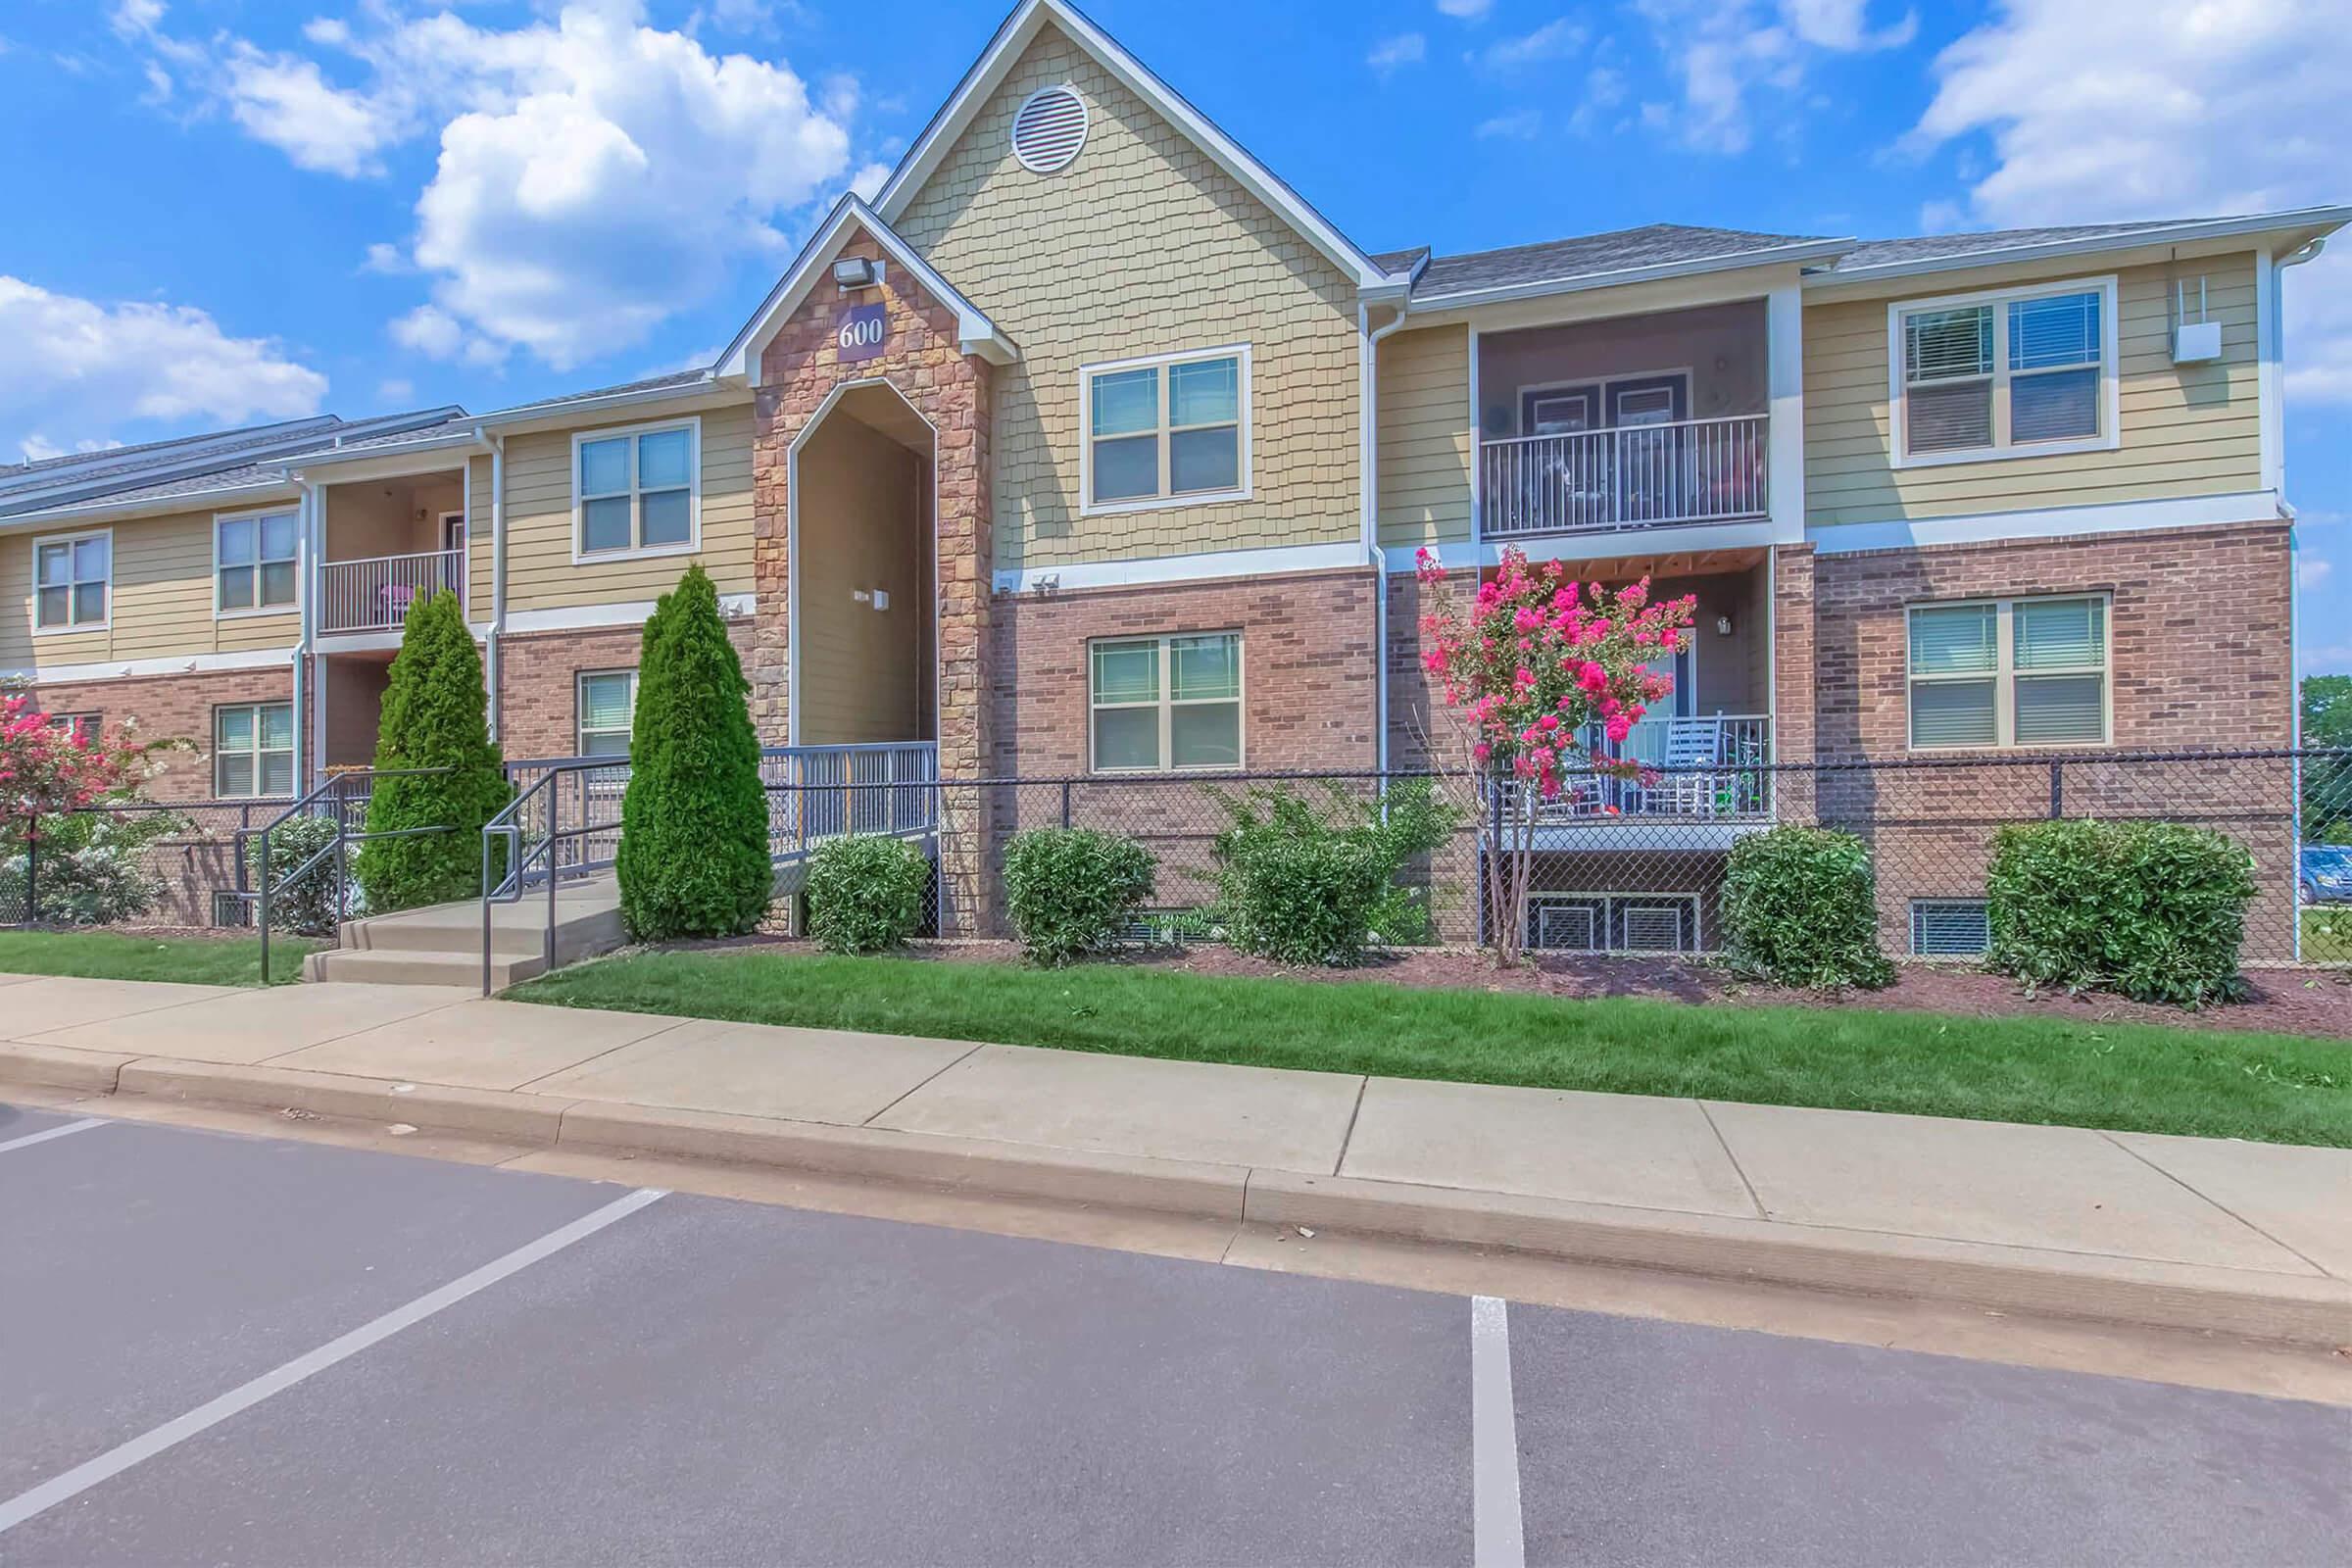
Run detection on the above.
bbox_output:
[1471,1295,1526,1568]
[0,1185,667,1538]
[0,1117,106,1155]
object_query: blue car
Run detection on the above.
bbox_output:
[2303,844,2352,906]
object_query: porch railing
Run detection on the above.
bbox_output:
[1482,414,1768,537]
[1520,713,1774,821]
[319,548,466,634]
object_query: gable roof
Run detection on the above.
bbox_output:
[1816,207,2351,283]
[870,0,1393,294]
[715,195,1017,382]
[1397,223,1851,308]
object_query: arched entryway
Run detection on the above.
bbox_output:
[786,380,938,749]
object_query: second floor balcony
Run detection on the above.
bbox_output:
[318,547,466,635]
[1482,414,1768,537]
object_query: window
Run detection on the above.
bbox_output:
[575,421,697,558]
[1891,279,2114,465]
[215,703,294,798]
[44,712,100,742]
[32,531,110,631]
[1908,596,2109,750]
[216,511,300,614]
[1911,900,1991,957]
[1088,633,1242,772]
[576,670,637,757]
[1082,348,1249,512]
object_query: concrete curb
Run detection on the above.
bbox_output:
[15,1054,2347,1348]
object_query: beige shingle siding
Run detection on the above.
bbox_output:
[1376,323,1473,553]
[2,505,301,669]
[499,401,757,614]
[892,24,1361,571]
[1804,253,2263,530]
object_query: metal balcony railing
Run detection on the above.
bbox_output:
[1482,414,1768,537]
[1518,713,1774,821]
[318,548,466,634]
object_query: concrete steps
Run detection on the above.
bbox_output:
[303,876,626,989]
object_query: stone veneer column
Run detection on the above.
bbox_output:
[751,230,998,933]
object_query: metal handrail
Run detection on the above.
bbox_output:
[481,757,628,992]
[244,766,452,981]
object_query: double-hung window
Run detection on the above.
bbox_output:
[1893,279,2114,465]
[1908,596,2109,750]
[1089,633,1242,772]
[216,511,300,614]
[33,531,110,632]
[576,670,637,757]
[576,421,697,558]
[1083,348,1249,512]
[215,702,295,798]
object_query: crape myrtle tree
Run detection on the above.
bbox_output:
[1414,546,1698,966]
[615,564,773,940]
[356,589,512,910]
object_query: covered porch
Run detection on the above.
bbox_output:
[316,467,469,637]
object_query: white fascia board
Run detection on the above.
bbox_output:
[992,540,1363,594]
[1467,519,1779,570]
[1807,490,2284,555]
[1807,208,2352,293]
[1408,238,1857,316]
[3,646,297,684]
[717,196,1017,384]
[285,429,488,476]
[0,478,299,531]
[476,376,742,435]
[502,594,757,635]
[871,0,1388,293]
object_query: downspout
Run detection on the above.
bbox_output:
[1360,298,1411,776]
[486,429,507,745]
[2277,240,2321,961]
[293,478,318,791]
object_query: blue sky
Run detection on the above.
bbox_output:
[3,0,2345,672]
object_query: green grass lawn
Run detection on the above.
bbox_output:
[0,929,322,987]
[514,950,2351,1149]
[2303,907,2352,963]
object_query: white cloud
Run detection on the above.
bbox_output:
[21,436,125,464]
[377,377,416,405]
[1477,110,1544,140]
[848,162,892,200]
[2300,555,2333,591]
[1634,0,1912,153]
[1566,67,1629,134]
[1482,19,1588,70]
[1368,32,1427,74]
[115,2,856,372]
[1437,0,1494,17]
[362,241,408,274]
[1906,0,2351,404]
[0,276,326,458]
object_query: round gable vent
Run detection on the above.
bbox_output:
[1010,84,1088,173]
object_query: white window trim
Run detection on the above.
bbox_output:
[213,700,295,800]
[1886,275,2120,470]
[1906,593,2113,753]
[575,668,638,758]
[1087,631,1247,774]
[212,506,303,620]
[1078,344,1253,517]
[29,527,113,636]
[570,416,703,564]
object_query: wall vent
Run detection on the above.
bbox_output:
[1911,899,1990,957]
[1010,84,1089,174]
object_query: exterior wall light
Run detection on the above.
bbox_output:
[832,257,879,289]
[1715,614,1735,637]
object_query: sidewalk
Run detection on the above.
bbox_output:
[2,972,2345,1347]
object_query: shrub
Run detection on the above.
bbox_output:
[1987,819,2257,1006]
[357,590,511,911]
[1722,826,1895,990]
[617,565,776,942]
[12,808,187,926]
[1207,778,1461,966]
[1004,828,1156,965]
[249,813,346,935]
[805,835,928,955]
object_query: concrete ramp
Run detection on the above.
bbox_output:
[306,874,626,989]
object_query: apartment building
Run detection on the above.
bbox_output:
[2,0,2339,954]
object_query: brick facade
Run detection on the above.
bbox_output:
[31,664,304,806]
[494,619,756,760]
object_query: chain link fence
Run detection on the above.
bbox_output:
[0,800,291,929]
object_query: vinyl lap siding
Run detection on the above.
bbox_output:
[2,505,300,670]
[1803,255,2263,530]
[499,402,757,614]
[892,23,1361,572]
[1376,323,1472,554]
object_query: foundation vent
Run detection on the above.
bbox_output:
[1911,899,1991,957]
[1010,84,1088,173]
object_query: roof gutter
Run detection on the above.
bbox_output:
[1409,236,1856,313]
[476,371,728,431]
[0,476,298,530]
[1812,207,2352,287]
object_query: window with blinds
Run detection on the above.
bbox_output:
[1908,596,2108,750]
[576,670,637,757]
[1894,281,2111,464]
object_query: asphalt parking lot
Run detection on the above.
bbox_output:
[3,1100,2346,1567]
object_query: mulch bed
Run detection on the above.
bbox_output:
[692,933,2352,1042]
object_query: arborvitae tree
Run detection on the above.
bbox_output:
[355,589,511,910]
[616,564,772,939]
